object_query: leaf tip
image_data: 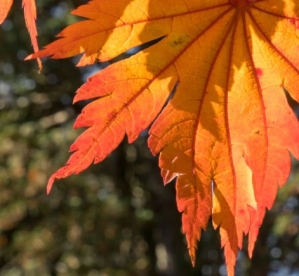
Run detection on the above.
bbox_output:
[24,54,33,61]
[188,247,196,267]
[47,175,55,195]
[248,236,256,259]
[37,58,42,72]
[25,54,42,71]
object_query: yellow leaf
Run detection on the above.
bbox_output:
[29,1,299,275]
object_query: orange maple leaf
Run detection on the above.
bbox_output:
[0,0,41,69]
[0,0,13,24]
[28,0,299,275]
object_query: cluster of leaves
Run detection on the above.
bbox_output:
[1,0,299,275]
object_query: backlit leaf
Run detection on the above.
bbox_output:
[0,0,13,24]
[29,0,299,275]
[22,0,41,68]
[0,0,41,68]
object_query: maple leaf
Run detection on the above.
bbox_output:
[0,0,13,24]
[28,0,299,275]
[0,0,41,69]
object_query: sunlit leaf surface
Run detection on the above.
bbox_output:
[0,0,41,68]
[29,1,299,275]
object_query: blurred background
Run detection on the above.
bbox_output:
[1,1,299,275]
